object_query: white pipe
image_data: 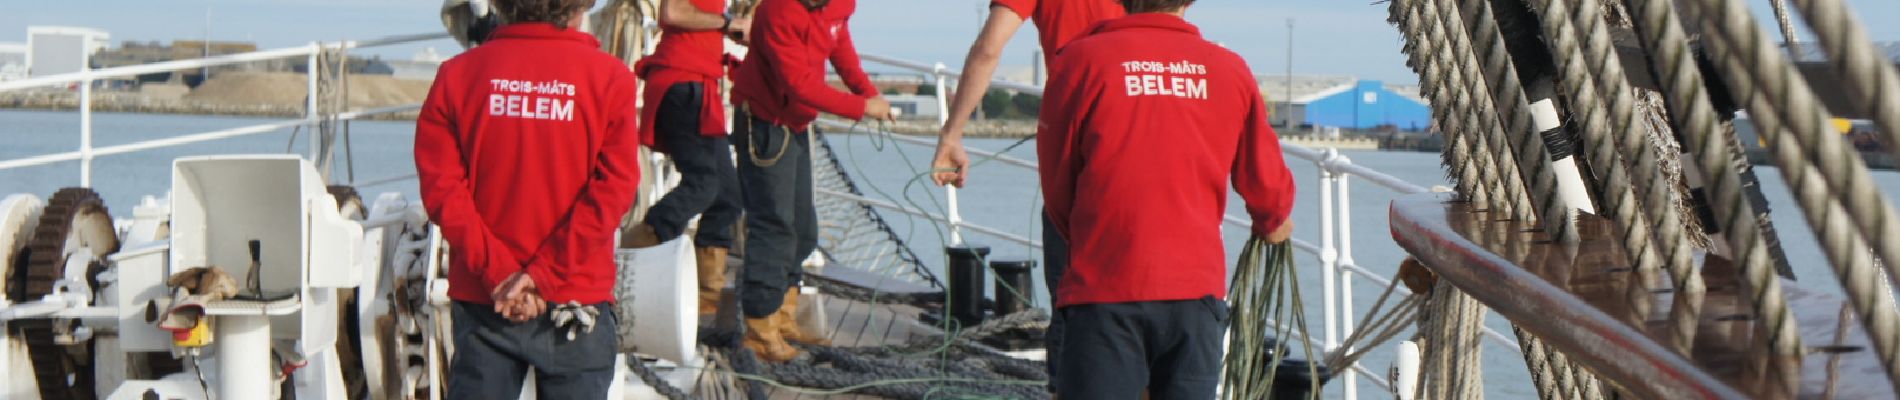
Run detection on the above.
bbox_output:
[79,78,92,188]
[1337,162,1359,400]
[215,315,273,400]
[307,49,320,160]
[934,63,966,247]
[1319,149,1339,356]
[1530,99,1596,214]
[1394,340,1421,400]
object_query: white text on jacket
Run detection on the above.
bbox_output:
[1121,60,1208,100]
[487,79,576,122]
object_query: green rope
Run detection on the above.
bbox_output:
[1222,237,1322,400]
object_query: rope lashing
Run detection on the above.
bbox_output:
[551,301,601,341]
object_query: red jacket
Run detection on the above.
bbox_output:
[416,23,642,305]
[988,0,1124,65]
[636,0,732,151]
[1038,14,1295,307]
[730,0,878,131]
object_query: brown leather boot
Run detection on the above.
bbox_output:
[778,288,831,345]
[743,315,799,363]
[624,223,661,248]
[695,247,728,315]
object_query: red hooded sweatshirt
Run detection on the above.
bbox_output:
[634,0,733,152]
[1038,14,1296,308]
[730,0,878,131]
[417,23,642,305]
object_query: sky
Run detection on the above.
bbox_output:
[2,0,1896,84]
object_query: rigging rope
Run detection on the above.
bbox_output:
[1519,0,1705,355]
[1785,0,1900,166]
[1428,0,1580,243]
[1415,278,1488,400]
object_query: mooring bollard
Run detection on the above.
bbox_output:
[946,246,991,327]
[990,260,1034,316]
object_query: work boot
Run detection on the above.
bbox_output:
[743,316,799,363]
[695,247,728,315]
[777,288,830,345]
[624,223,661,248]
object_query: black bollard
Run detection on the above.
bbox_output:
[1258,337,1333,399]
[990,260,1035,316]
[945,246,991,327]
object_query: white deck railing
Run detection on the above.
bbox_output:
[0,33,450,187]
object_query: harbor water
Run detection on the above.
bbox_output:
[7,109,1900,399]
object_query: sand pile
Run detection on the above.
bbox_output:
[185,72,433,109]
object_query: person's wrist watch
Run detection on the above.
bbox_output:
[721,12,734,32]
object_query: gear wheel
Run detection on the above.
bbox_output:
[14,188,118,400]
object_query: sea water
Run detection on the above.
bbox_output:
[7,109,1900,399]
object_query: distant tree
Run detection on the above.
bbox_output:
[915,83,936,97]
[982,89,1013,119]
[1011,94,1042,118]
[882,87,903,96]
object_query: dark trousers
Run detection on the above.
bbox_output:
[643,82,743,248]
[446,301,619,400]
[1054,297,1230,400]
[1041,213,1070,382]
[733,109,817,318]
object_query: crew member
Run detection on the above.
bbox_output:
[623,0,750,316]
[416,0,641,398]
[1037,1,1295,398]
[729,0,896,362]
[923,0,1124,383]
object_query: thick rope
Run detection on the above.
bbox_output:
[1512,326,1560,400]
[1720,68,1895,395]
[1430,0,1580,243]
[1672,0,1900,394]
[1398,5,1482,209]
[1686,0,1900,316]
[1518,0,1703,354]
[1400,0,1520,217]
[1786,0,1900,163]
[1785,0,1900,191]
[1444,0,1656,337]
[1417,279,1487,400]
[1626,1,1892,396]
[1412,0,1541,224]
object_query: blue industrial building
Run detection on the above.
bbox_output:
[1273,80,1432,131]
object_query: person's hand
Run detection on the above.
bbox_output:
[1267,221,1294,244]
[492,272,545,322]
[506,290,546,323]
[864,97,897,123]
[725,16,753,45]
[931,135,970,187]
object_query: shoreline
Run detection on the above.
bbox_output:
[0,92,420,121]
